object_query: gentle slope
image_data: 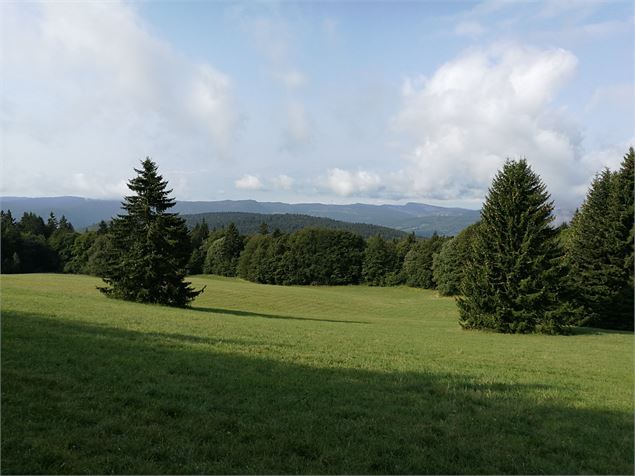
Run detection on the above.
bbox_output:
[1,274,633,474]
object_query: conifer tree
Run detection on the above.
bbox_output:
[190,221,210,249]
[566,148,634,330]
[615,148,634,327]
[1,210,21,273]
[46,212,58,238]
[99,158,203,306]
[457,159,570,334]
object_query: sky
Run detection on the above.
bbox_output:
[1,0,633,210]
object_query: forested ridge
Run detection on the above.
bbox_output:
[182,212,406,239]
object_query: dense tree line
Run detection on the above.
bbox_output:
[1,210,80,273]
[182,212,407,240]
[2,149,632,331]
[0,209,443,289]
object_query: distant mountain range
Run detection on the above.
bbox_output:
[1,196,483,236]
[1,196,485,236]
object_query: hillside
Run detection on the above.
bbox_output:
[181,212,406,239]
[1,274,633,474]
[1,197,483,236]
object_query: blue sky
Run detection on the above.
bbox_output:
[1,0,633,209]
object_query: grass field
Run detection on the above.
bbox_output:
[1,274,633,474]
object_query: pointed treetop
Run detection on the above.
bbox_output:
[122,157,176,215]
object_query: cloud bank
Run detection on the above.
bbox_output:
[1,1,241,197]
[235,175,264,191]
[326,169,382,197]
[392,44,596,206]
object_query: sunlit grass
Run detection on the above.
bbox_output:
[1,274,633,474]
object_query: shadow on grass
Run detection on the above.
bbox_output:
[570,326,634,336]
[190,306,370,324]
[142,331,292,348]
[2,311,633,475]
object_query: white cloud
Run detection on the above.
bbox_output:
[272,174,294,190]
[235,174,264,191]
[188,64,241,159]
[392,44,596,207]
[1,1,241,198]
[326,169,382,197]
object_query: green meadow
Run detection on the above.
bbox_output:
[1,273,633,474]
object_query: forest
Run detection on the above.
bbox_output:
[1,148,633,332]
[180,211,407,239]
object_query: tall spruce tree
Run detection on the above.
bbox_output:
[615,148,634,328]
[566,148,634,330]
[457,159,570,334]
[99,158,203,306]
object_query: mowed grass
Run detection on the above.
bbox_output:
[1,274,633,474]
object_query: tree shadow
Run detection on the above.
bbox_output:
[570,326,634,336]
[190,306,370,324]
[142,331,292,348]
[2,311,633,475]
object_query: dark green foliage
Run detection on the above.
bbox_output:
[402,233,447,288]
[281,228,365,285]
[203,238,224,275]
[387,233,417,285]
[186,248,205,275]
[17,212,47,237]
[237,228,365,285]
[432,238,460,296]
[186,221,209,275]
[566,148,634,330]
[190,220,209,249]
[183,212,406,239]
[99,158,202,307]
[14,232,59,272]
[457,159,571,334]
[237,234,275,283]
[362,236,399,286]
[46,212,58,238]
[65,232,112,276]
[47,216,78,271]
[432,223,479,296]
[97,220,109,235]
[1,210,78,273]
[1,211,21,273]
[203,223,244,277]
